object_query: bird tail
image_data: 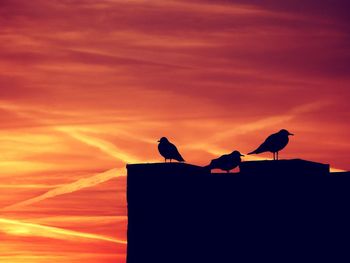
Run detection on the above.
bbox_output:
[174,155,186,163]
[248,146,264,155]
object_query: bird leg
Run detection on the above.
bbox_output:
[277,151,279,160]
[170,159,172,163]
[164,158,166,163]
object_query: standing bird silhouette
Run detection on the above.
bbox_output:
[158,137,185,163]
[248,129,294,160]
[206,150,244,173]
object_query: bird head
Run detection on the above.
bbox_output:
[158,137,169,143]
[279,129,294,136]
[231,150,245,157]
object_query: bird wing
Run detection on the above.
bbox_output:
[207,158,218,169]
[217,154,229,163]
[248,133,276,154]
[208,154,229,169]
[169,143,185,162]
[209,155,223,169]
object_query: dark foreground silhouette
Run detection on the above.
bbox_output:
[205,150,244,172]
[127,160,350,263]
[248,129,294,160]
[158,137,185,162]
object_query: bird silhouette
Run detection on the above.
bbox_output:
[158,137,185,163]
[248,129,294,160]
[205,150,244,173]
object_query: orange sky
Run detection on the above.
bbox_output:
[1,0,349,262]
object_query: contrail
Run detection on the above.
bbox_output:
[208,101,331,143]
[56,126,144,164]
[3,168,124,210]
[0,218,127,244]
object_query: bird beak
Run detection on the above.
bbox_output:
[240,154,245,156]
[289,133,294,136]
[157,140,160,142]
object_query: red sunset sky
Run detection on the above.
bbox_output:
[0,0,349,262]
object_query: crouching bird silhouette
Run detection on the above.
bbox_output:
[248,129,294,160]
[158,137,185,163]
[205,150,244,173]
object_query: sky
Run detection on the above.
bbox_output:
[0,0,349,262]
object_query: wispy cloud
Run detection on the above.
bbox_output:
[3,168,123,210]
[0,217,127,244]
[212,101,331,142]
[56,127,145,164]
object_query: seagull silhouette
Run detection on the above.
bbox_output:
[158,137,185,163]
[248,129,294,160]
[205,150,244,173]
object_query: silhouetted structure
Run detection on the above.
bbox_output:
[240,159,330,176]
[158,137,185,162]
[127,161,350,263]
[205,150,244,172]
[332,171,350,176]
[248,129,294,160]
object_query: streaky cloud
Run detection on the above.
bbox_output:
[212,101,330,142]
[3,168,124,210]
[0,217,127,244]
[56,126,145,163]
